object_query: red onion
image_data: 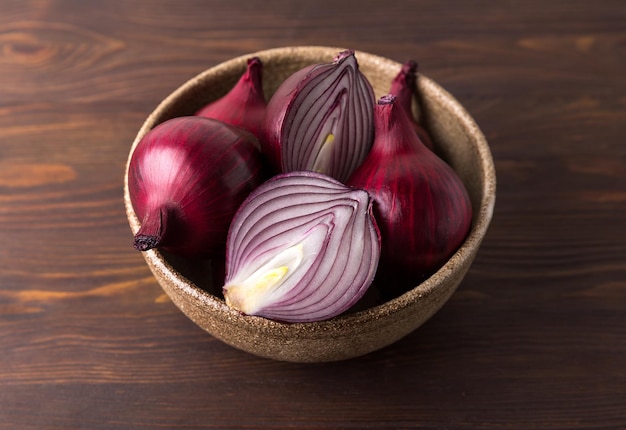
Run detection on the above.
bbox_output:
[222,171,380,323]
[347,95,472,293]
[263,50,375,182]
[128,116,268,257]
[389,60,435,151]
[196,57,266,138]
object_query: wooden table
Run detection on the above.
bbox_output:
[1,1,624,428]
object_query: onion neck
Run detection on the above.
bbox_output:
[133,205,171,251]
[243,57,264,101]
[333,49,355,63]
[372,96,427,157]
[389,60,417,114]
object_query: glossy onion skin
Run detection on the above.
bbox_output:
[196,57,267,138]
[263,50,375,182]
[347,96,472,291]
[128,116,268,257]
[223,171,381,323]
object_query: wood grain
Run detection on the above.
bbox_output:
[1,0,625,429]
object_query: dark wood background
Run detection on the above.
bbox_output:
[1,1,624,428]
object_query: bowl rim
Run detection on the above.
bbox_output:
[124,45,496,334]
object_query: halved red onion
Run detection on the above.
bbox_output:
[222,171,380,323]
[263,50,375,182]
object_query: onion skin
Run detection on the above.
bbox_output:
[263,50,375,182]
[128,116,268,257]
[389,61,435,152]
[196,57,266,138]
[222,171,380,323]
[347,95,472,294]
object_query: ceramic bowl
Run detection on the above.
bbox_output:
[123,46,496,363]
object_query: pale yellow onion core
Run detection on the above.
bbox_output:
[312,133,335,174]
[224,243,304,315]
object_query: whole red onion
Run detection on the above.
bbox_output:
[128,116,268,257]
[347,95,472,294]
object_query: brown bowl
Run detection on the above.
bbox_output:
[123,46,496,363]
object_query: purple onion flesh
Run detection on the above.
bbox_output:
[263,50,375,182]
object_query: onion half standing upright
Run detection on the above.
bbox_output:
[263,50,375,182]
[222,171,381,323]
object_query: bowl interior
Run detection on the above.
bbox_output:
[124,46,495,362]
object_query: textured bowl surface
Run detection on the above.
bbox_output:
[124,46,496,363]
